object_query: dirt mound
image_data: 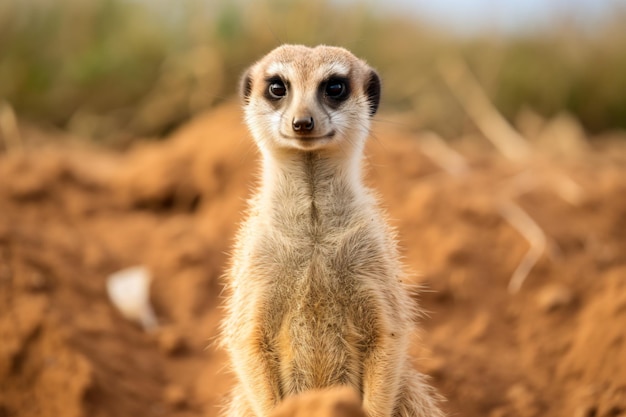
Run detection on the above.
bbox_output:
[269,387,365,417]
[1,104,625,417]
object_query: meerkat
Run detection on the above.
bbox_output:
[221,44,444,417]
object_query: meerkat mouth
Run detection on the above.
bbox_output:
[279,131,336,141]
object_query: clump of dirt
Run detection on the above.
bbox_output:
[269,387,365,417]
[0,104,625,417]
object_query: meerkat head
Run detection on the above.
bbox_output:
[240,44,380,154]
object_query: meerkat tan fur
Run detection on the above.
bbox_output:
[221,44,444,417]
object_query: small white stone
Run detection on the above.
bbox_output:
[106,266,158,331]
[537,284,574,312]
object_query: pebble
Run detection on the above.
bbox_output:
[537,284,574,312]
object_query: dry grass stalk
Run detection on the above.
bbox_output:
[0,100,22,152]
[547,169,585,206]
[499,199,547,293]
[439,57,530,161]
[418,131,469,176]
[438,56,586,291]
[439,57,586,205]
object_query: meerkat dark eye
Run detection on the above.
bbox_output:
[268,81,287,99]
[325,80,348,100]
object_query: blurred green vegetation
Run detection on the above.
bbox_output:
[1,0,625,142]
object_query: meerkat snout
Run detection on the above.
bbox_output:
[240,44,380,152]
[292,115,314,133]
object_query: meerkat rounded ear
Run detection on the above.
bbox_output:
[240,68,253,104]
[365,70,381,116]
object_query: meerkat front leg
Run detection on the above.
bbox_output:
[230,334,282,416]
[226,278,285,416]
[361,332,405,417]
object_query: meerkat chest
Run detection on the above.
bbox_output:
[248,210,391,316]
[254,211,383,282]
[265,224,392,391]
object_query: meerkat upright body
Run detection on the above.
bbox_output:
[222,45,443,417]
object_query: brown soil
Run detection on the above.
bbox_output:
[269,387,365,417]
[1,104,625,417]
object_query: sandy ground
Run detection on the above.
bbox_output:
[1,104,625,417]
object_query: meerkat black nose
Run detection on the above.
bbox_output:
[292,116,314,132]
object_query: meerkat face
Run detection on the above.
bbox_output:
[240,45,380,153]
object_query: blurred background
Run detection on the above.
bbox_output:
[1,0,625,144]
[1,2,625,417]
